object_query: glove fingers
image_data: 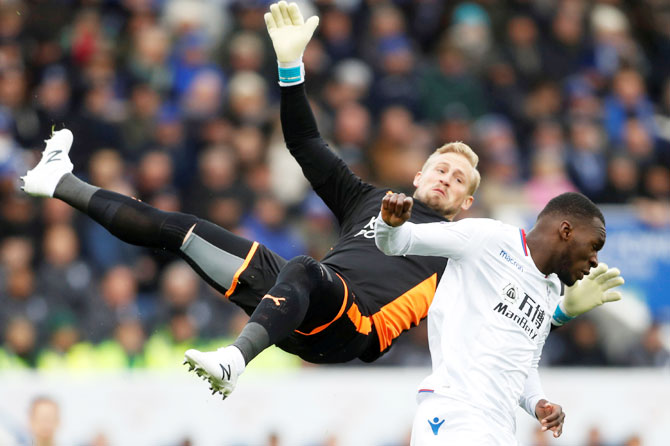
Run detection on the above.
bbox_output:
[602,276,625,291]
[603,291,622,303]
[288,2,304,25]
[587,263,608,280]
[278,1,292,26]
[596,268,620,284]
[264,12,277,32]
[304,15,319,36]
[271,3,285,27]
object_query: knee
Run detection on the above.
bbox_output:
[286,255,317,268]
[277,255,320,288]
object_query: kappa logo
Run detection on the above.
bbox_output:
[427,417,445,435]
[46,150,62,163]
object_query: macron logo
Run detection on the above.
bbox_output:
[499,249,524,272]
[427,417,445,435]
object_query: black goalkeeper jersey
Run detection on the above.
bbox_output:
[281,85,448,360]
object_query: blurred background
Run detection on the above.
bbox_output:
[0,0,668,445]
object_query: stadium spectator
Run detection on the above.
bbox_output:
[94,318,147,369]
[0,236,34,273]
[566,119,609,202]
[26,396,60,446]
[144,308,201,369]
[36,310,91,370]
[37,223,94,317]
[627,323,670,368]
[585,426,605,446]
[554,318,610,366]
[155,260,231,339]
[369,105,427,189]
[85,265,142,343]
[503,13,543,88]
[604,68,657,146]
[0,267,49,340]
[0,316,38,369]
[420,40,487,122]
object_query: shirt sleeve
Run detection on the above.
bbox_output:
[374,216,491,260]
[519,317,552,418]
[280,84,373,222]
[519,367,546,419]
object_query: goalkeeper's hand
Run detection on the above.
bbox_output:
[264,1,319,64]
[561,263,625,318]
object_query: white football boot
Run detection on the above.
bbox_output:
[21,128,74,197]
[184,346,246,400]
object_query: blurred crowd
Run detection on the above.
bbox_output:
[0,0,669,371]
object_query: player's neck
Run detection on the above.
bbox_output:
[525,229,553,276]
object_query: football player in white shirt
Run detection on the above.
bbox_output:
[376,191,624,445]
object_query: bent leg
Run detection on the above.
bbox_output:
[233,255,346,364]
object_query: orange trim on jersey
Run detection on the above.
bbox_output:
[224,241,259,298]
[371,273,437,351]
[347,302,373,335]
[295,273,349,336]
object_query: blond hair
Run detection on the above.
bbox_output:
[421,142,481,195]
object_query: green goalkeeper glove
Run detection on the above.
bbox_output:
[264,1,319,85]
[552,263,625,325]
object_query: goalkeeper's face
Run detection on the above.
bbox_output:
[557,217,606,285]
[412,152,475,220]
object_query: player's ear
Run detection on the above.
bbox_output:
[413,171,423,188]
[559,220,573,241]
[460,195,474,211]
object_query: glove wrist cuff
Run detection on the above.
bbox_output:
[551,300,576,326]
[277,59,304,86]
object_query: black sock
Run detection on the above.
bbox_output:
[233,257,315,364]
[55,174,197,251]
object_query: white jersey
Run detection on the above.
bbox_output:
[376,217,562,435]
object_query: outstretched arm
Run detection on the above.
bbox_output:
[552,263,625,326]
[375,192,485,259]
[266,1,373,221]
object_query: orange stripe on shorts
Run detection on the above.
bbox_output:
[295,273,349,336]
[224,241,259,298]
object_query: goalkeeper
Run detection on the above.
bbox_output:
[21,1,622,432]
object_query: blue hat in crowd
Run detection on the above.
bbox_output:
[452,2,490,26]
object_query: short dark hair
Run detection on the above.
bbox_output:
[538,192,605,226]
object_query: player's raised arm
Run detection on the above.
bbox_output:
[266,1,373,222]
[374,192,486,259]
